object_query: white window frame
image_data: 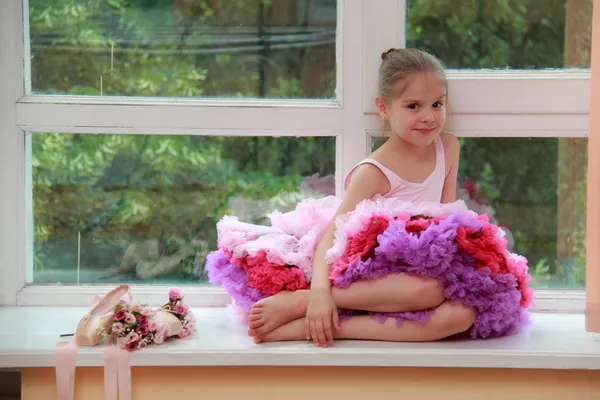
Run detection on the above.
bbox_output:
[0,0,588,312]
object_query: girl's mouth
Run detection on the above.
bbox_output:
[415,128,434,135]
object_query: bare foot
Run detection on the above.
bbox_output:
[247,290,309,337]
[254,317,308,343]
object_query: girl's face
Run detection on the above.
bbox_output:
[376,73,447,147]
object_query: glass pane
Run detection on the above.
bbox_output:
[406,0,592,69]
[28,133,335,285]
[27,0,336,98]
[372,136,587,290]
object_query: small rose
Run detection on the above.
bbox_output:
[124,313,136,324]
[168,287,182,302]
[148,320,157,332]
[136,325,149,336]
[141,307,152,317]
[111,322,125,334]
[114,310,126,322]
[132,304,142,313]
[125,341,138,352]
[175,305,186,314]
[126,331,139,344]
[138,315,148,326]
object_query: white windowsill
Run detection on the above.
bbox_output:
[0,307,599,370]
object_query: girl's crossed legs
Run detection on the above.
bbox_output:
[247,273,476,344]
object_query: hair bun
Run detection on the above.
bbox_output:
[381,48,399,60]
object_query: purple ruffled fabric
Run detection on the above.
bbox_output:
[206,250,267,311]
[331,215,530,339]
[205,203,532,340]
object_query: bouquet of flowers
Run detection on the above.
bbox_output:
[105,287,195,351]
[108,303,166,351]
[161,287,196,339]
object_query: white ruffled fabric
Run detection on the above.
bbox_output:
[217,196,341,281]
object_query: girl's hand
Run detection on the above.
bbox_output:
[305,288,340,347]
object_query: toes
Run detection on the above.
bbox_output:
[253,323,273,336]
[249,307,264,316]
[255,331,274,344]
[249,318,266,329]
[251,301,265,310]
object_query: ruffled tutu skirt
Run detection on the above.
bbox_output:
[205,196,534,339]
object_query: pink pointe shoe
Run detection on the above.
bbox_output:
[153,309,183,337]
[74,284,133,346]
[56,284,133,400]
[55,285,192,400]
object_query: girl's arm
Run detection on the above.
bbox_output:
[306,164,388,347]
[310,163,390,290]
[440,133,461,204]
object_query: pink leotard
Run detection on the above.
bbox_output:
[344,135,446,203]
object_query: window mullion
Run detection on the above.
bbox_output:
[337,0,368,196]
[0,1,26,306]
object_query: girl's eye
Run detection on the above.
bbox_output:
[407,104,418,110]
[433,102,444,108]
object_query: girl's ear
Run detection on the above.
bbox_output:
[375,96,388,120]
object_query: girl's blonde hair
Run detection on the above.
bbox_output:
[378,48,447,100]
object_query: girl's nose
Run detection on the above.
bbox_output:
[421,111,434,122]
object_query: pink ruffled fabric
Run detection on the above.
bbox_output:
[206,197,534,339]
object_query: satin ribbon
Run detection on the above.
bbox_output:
[54,338,77,400]
[55,338,131,400]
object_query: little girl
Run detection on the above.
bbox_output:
[247,48,476,346]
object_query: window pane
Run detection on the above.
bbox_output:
[407,0,592,69]
[27,0,336,98]
[372,136,587,290]
[28,133,335,285]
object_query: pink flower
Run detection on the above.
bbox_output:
[175,305,186,314]
[153,333,165,345]
[132,304,142,313]
[114,310,126,321]
[168,287,182,302]
[126,331,139,344]
[148,320,157,332]
[124,313,136,324]
[141,307,152,317]
[138,315,148,327]
[136,325,149,336]
[111,322,125,334]
[125,341,138,352]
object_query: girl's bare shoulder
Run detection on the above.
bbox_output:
[440,132,460,173]
[440,131,459,151]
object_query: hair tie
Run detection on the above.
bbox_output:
[381,48,399,60]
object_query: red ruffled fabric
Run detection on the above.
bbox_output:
[328,214,391,281]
